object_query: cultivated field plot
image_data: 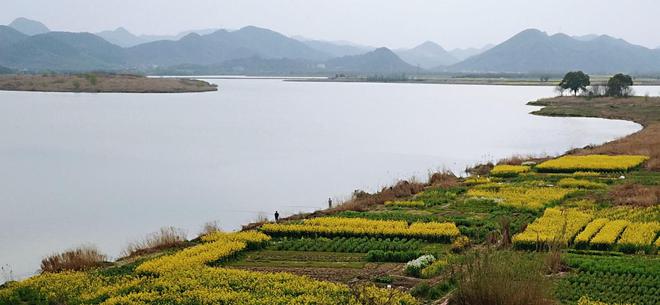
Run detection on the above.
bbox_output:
[1,154,658,305]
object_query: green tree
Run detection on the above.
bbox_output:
[559,71,590,96]
[606,73,634,97]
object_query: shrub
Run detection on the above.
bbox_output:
[451,250,554,305]
[420,259,447,278]
[40,246,107,273]
[372,274,393,284]
[122,227,187,257]
[451,236,471,253]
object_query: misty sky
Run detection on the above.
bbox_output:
[3,0,660,49]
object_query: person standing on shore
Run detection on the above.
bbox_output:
[274,211,279,223]
[328,197,333,209]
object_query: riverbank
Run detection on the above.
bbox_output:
[529,96,660,170]
[0,74,217,93]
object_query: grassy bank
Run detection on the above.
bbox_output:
[0,74,217,93]
[530,96,660,170]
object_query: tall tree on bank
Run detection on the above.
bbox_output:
[558,71,591,96]
[606,73,634,97]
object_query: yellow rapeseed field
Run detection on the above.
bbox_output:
[467,184,575,210]
[513,208,592,249]
[261,217,460,241]
[490,165,530,176]
[0,231,418,305]
[536,155,649,172]
[589,220,630,249]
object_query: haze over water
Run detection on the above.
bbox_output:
[0,79,647,280]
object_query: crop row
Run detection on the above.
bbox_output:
[261,217,461,242]
[467,184,575,210]
[332,210,440,223]
[574,218,659,253]
[489,165,530,177]
[557,255,659,305]
[513,208,592,249]
[595,206,660,223]
[557,178,607,189]
[272,236,423,253]
[536,154,649,173]
[137,231,271,274]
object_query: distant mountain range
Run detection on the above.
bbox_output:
[96,27,220,47]
[1,17,659,74]
[450,29,660,74]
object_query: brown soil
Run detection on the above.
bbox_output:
[228,263,421,288]
[0,74,217,93]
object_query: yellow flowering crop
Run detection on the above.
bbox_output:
[137,231,270,274]
[574,218,609,248]
[1,230,418,305]
[589,220,630,249]
[536,155,649,172]
[513,208,592,249]
[595,206,660,223]
[617,222,660,248]
[384,200,425,207]
[463,176,492,185]
[490,165,530,177]
[261,217,460,242]
[467,185,575,210]
[557,178,607,189]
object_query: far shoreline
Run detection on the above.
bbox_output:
[0,74,218,93]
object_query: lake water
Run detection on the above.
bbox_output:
[0,79,648,280]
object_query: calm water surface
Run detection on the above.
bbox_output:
[0,79,647,279]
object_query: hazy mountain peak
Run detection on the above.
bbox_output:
[512,28,547,40]
[417,41,442,48]
[396,41,458,69]
[326,46,418,73]
[96,27,144,47]
[9,17,50,35]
